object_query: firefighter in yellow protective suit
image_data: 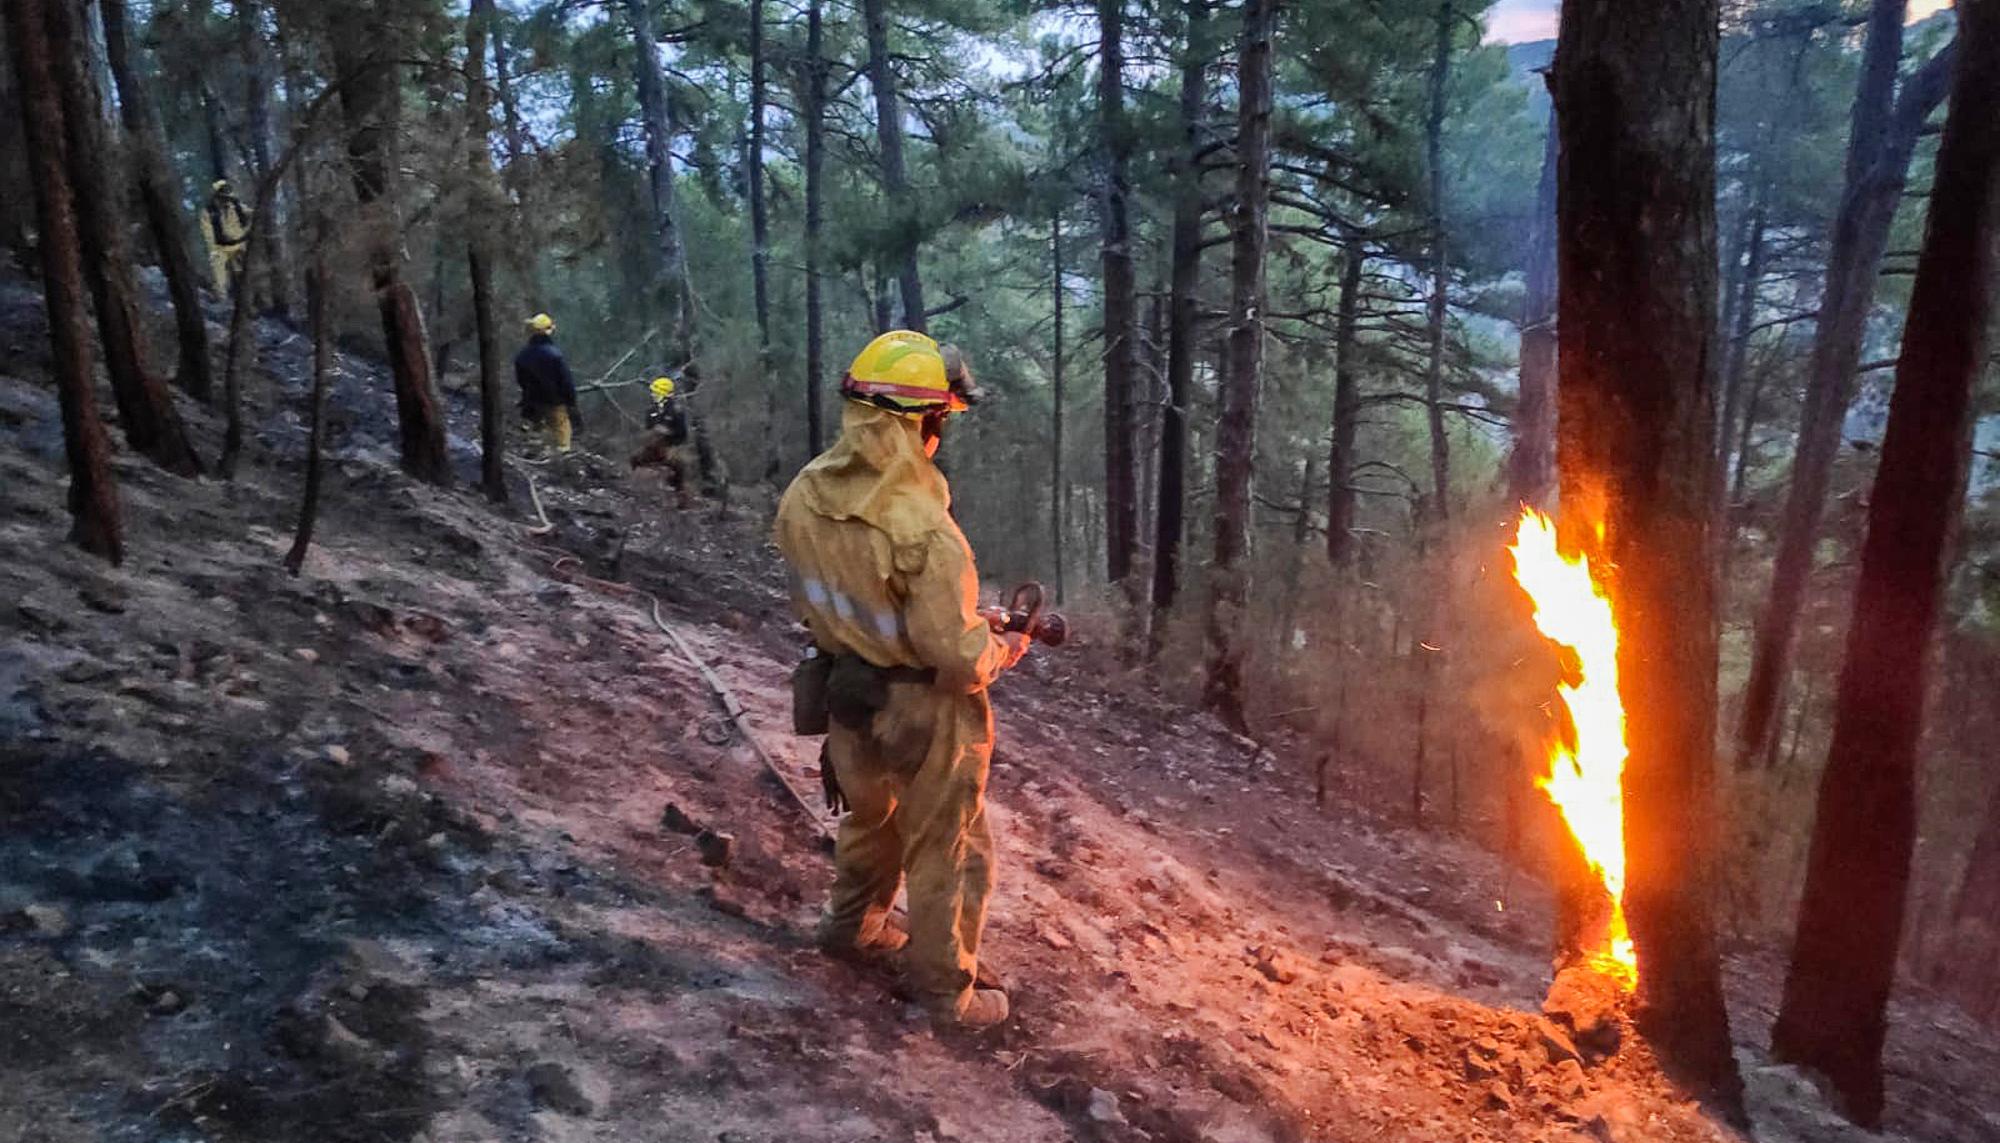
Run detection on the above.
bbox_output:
[199,179,252,298]
[774,331,1028,1029]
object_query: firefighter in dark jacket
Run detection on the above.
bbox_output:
[630,375,695,504]
[514,313,580,452]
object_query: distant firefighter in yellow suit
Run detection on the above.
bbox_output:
[774,331,1026,1029]
[200,179,252,298]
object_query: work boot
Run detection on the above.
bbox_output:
[928,987,1008,1030]
[816,914,908,968]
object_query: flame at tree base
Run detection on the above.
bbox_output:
[1508,509,1636,990]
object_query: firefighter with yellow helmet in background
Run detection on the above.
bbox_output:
[775,330,1027,1029]
[514,313,581,453]
[629,375,695,504]
[200,179,252,298]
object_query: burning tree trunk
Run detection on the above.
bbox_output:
[467,0,507,503]
[50,0,203,478]
[332,19,451,485]
[1508,107,1557,511]
[7,0,122,561]
[1550,0,1741,1111]
[1202,0,1273,732]
[100,0,214,404]
[1152,0,1208,630]
[1098,0,1138,589]
[1733,11,1959,770]
[1771,4,1999,1121]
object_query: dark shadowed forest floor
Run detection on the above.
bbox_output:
[2,268,1997,1142]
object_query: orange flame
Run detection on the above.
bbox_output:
[1507,508,1636,987]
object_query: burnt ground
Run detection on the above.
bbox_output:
[1,266,1996,1143]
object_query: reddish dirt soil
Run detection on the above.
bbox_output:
[2,270,1996,1142]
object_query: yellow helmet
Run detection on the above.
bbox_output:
[211,179,234,195]
[526,313,556,335]
[841,331,981,415]
[650,376,676,400]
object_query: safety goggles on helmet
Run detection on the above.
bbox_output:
[840,330,984,416]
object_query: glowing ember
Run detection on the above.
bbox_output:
[1508,508,1636,987]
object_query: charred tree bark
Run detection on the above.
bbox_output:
[802,0,827,456]
[1326,231,1365,567]
[100,0,214,404]
[467,0,507,503]
[50,0,202,478]
[1422,0,1453,522]
[1098,0,1138,589]
[332,19,451,485]
[286,222,331,575]
[1734,15,1958,770]
[861,0,924,330]
[1202,0,1273,732]
[1552,0,1742,1113]
[1771,4,2000,1121]
[1151,0,1207,637]
[749,0,777,482]
[1508,106,1558,511]
[7,0,122,561]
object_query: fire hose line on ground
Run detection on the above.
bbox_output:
[522,472,837,839]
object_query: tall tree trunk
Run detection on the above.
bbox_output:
[7,0,122,561]
[1052,210,1068,605]
[1715,192,1767,577]
[202,81,230,184]
[802,0,826,457]
[1552,0,1742,1112]
[625,0,721,494]
[625,0,694,358]
[1422,0,1453,521]
[1098,0,1138,588]
[286,217,331,574]
[1152,0,1207,636]
[1326,230,1364,567]
[1771,5,1999,1121]
[238,0,292,320]
[332,17,451,485]
[749,0,777,482]
[1734,18,1959,770]
[1941,780,2000,1025]
[1508,106,1558,510]
[100,0,214,404]
[50,0,202,478]
[1202,0,1273,732]
[467,0,507,502]
[861,0,924,329]
[488,5,537,301]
